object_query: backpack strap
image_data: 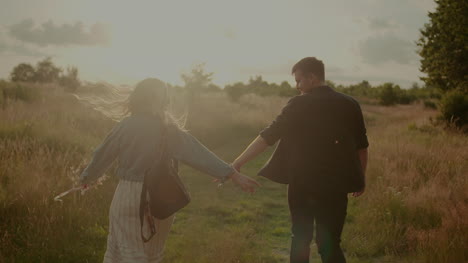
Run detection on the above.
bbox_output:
[140,185,157,242]
[140,120,168,243]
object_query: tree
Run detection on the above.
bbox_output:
[379,83,399,106]
[181,63,216,112]
[225,82,247,102]
[59,67,81,91]
[10,63,36,82]
[280,81,293,90]
[325,80,336,89]
[417,0,468,92]
[34,57,62,83]
[181,63,214,91]
[248,76,269,89]
[278,81,298,97]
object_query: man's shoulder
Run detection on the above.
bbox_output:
[291,88,363,111]
[289,94,303,101]
[330,90,362,108]
[286,94,311,107]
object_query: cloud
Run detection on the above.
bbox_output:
[368,18,398,31]
[8,19,111,47]
[408,0,437,12]
[0,27,49,57]
[354,17,399,31]
[0,41,48,57]
[358,34,417,65]
[327,66,345,75]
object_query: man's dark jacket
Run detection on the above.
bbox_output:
[258,86,369,194]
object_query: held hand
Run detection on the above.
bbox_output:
[352,186,365,197]
[231,171,260,193]
[81,183,91,194]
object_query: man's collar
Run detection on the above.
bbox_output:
[304,85,332,94]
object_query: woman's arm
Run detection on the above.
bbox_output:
[168,126,259,192]
[80,121,124,184]
[168,127,234,180]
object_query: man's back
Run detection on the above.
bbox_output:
[234,57,369,263]
[259,86,368,194]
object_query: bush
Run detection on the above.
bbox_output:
[224,77,297,102]
[225,82,246,102]
[423,100,437,109]
[377,83,419,106]
[379,83,399,106]
[438,89,468,129]
[0,80,38,106]
[59,67,81,92]
[398,92,417,105]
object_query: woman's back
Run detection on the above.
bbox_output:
[116,113,163,181]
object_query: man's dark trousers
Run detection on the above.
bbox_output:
[288,186,348,263]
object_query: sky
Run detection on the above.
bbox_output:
[0,0,436,88]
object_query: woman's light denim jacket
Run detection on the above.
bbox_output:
[80,113,234,184]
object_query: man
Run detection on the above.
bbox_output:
[232,57,369,263]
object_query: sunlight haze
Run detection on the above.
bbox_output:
[0,0,436,87]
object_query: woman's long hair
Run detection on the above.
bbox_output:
[73,78,185,129]
[126,78,186,129]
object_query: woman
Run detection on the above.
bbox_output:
[79,78,259,263]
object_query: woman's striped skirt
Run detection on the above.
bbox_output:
[103,179,175,263]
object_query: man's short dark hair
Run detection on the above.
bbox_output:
[292,57,325,81]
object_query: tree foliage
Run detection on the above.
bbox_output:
[181,64,216,91]
[34,57,62,83]
[379,83,400,106]
[9,58,81,91]
[10,63,36,82]
[439,89,468,129]
[59,67,81,92]
[417,0,468,92]
[224,76,298,102]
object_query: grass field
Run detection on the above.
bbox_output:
[0,83,466,263]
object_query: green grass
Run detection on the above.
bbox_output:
[164,141,290,263]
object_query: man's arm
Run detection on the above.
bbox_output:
[233,96,302,171]
[232,135,269,171]
[352,147,368,197]
[358,148,368,175]
[351,98,369,197]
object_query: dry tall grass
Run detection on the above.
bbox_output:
[0,83,466,262]
[343,104,467,263]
